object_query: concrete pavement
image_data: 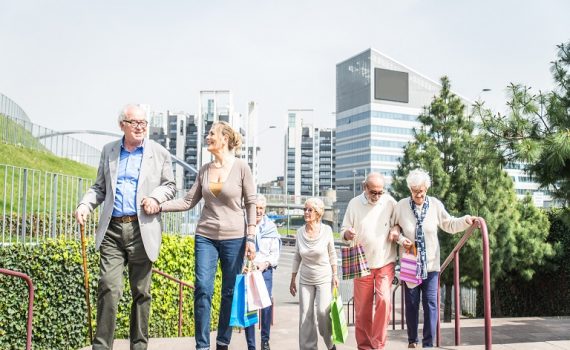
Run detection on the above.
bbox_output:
[78,302,570,349]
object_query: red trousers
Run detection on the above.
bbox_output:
[354,263,395,350]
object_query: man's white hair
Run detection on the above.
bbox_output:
[406,168,431,189]
[256,194,267,208]
[118,104,146,124]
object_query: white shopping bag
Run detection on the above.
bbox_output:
[246,269,272,311]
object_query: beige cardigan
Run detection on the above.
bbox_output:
[160,159,256,240]
[393,197,471,273]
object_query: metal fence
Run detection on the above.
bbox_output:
[1,164,200,244]
[0,113,101,168]
[440,284,478,317]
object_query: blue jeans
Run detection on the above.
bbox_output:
[194,235,245,350]
[404,271,439,348]
[244,267,273,349]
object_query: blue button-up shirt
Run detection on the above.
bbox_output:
[112,139,144,217]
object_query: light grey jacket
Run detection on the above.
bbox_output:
[78,139,176,262]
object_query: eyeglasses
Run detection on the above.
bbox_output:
[303,208,315,213]
[123,120,148,128]
[410,187,427,195]
[367,189,385,197]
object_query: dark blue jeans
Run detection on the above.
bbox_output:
[404,271,439,348]
[194,235,245,350]
[244,267,273,349]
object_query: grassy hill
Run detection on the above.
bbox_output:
[0,143,97,178]
[0,143,97,217]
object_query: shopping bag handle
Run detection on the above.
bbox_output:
[405,244,417,256]
[333,286,339,298]
[242,259,254,274]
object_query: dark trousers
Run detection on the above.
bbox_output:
[93,220,153,350]
[404,271,439,348]
[245,267,273,349]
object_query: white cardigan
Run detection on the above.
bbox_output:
[393,197,471,273]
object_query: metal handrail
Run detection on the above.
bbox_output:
[0,268,35,350]
[391,282,405,330]
[152,268,194,337]
[436,218,492,349]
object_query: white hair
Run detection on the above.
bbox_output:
[406,168,431,189]
[118,104,146,123]
[363,172,385,186]
[256,194,267,208]
[305,197,325,219]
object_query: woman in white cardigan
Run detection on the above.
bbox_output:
[391,169,476,349]
[290,197,338,350]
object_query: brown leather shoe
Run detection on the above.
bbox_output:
[408,343,418,348]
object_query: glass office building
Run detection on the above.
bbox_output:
[335,49,449,219]
[335,48,556,219]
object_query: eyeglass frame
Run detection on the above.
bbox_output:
[122,119,148,128]
[303,207,315,213]
[367,189,385,197]
[364,183,385,197]
[410,187,427,195]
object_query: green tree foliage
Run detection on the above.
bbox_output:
[392,76,553,317]
[484,208,569,316]
[475,41,570,205]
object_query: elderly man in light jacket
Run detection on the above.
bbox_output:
[75,104,176,350]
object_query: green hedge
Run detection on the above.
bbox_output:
[480,208,570,316]
[0,234,221,350]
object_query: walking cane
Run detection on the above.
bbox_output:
[80,224,94,342]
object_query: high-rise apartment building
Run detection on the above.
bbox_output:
[197,90,251,168]
[284,109,336,197]
[149,92,261,190]
[149,111,199,189]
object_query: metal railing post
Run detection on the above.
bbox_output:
[481,219,492,349]
[21,168,28,242]
[51,173,58,237]
[151,268,194,337]
[436,219,492,349]
[0,268,35,350]
[454,252,460,345]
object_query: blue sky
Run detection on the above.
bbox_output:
[1,0,568,182]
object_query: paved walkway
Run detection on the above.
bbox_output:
[79,302,570,349]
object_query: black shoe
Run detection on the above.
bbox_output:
[329,345,336,350]
[216,344,228,350]
[261,341,270,350]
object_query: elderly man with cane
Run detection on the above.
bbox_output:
[75,104,175,350]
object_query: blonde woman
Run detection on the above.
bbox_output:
[391,169,476,349]
[145,121,256,350]
[289,198,338,350]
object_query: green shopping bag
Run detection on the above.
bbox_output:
[330,287,348,344]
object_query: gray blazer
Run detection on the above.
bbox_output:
[79,139,176,262]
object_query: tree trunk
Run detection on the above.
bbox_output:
[444,283,453,322]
